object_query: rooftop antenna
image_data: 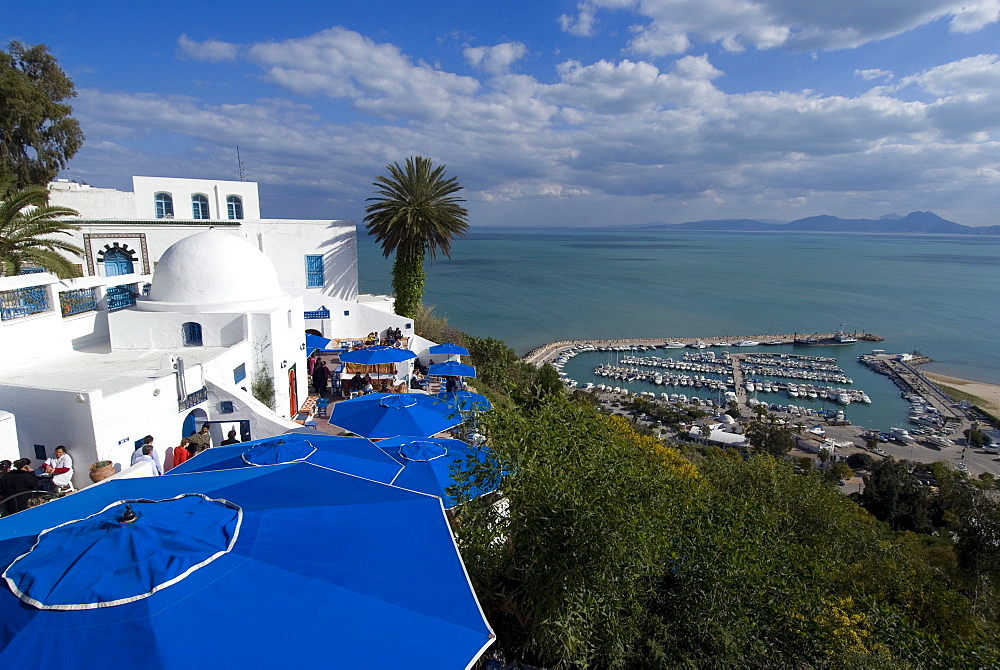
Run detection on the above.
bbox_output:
[236,146,247,182]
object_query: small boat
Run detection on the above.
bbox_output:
[688,340,709,349]
[713,341,732,347]
[836,392,852,405]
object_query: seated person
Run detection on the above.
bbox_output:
[220,429,240,446]
[1,459,40,515]
[350,374,366,395]
[41,446,74,491]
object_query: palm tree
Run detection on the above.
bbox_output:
[364,156,469,318]
[0,181,82,277]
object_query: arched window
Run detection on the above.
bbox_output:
[154,193,174,218]
[227,195,244,220]
[182,322,203,347]
[191,194,210,219]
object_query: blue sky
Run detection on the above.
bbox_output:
[7,0,1000,226]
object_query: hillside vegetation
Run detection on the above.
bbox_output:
[425,319,1000,668]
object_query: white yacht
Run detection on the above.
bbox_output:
[890,427,916,443]
[734,340,760,347]
[836,392,852,405]
[663,341,685,348]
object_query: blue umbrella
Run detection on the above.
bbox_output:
[438,391,493,412]
[377,436,495,509]
[305,332,333,352]
[429,361,477,378]
[0,464,495,668]
[340,345,416,365]
[168,432,403,484]
[429,343,470,356]
[329,393,462,439]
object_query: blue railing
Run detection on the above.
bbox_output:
[179,387,208,411]
[0,285,50,321]
[59,287,99,317]
[304,308,330,319]
[106,285,137,311]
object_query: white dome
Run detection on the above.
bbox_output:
[139,230,286,312]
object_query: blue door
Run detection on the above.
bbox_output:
[182,413,197,440]
[104,249,134,276]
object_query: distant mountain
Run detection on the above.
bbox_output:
[641,211,1000,235]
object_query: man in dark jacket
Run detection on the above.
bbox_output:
[1,459,40,516]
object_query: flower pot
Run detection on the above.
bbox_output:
[89,464,116,483]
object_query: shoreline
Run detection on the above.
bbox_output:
[923,372,1000,414]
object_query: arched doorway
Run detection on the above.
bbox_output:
[288,366,299,418]
[305,328,322,337]
[103,247,135,276]
[182,408,208,440]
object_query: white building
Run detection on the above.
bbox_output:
[0,177,433,488]
[47,176,414,341]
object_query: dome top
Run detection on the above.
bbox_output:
[141,230,286,312]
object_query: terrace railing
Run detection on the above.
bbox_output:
[59,286,99,317]
[178,387,208,411]
[106,284,137,311]
[304,307,330,320]
[0,285,51,321]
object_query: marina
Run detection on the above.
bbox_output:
[527,334,977,435]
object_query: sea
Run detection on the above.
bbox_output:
[357,228,1000,430]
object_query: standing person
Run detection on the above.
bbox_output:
[446,376,459,394]
[42,446,74,491]
[187,424,212,450]
[312,359,329,397]
[131,438,162,476]
[172,437,192,468]
[307,353,317,377]
[1,459,40,515]
[220,429,240,446]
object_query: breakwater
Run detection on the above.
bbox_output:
[523,332,883,366]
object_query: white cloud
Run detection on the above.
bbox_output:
[177,34,240,62]
[855,68,894,82]
[67,27,1000,226]
[564,0,1000,54]
[246,28,480,121]
[464,42,528,74]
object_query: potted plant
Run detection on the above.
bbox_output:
[89,460,115,483]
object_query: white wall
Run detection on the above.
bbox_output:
[0,411,19,463]
[242,220,358,301]
[110,310,247,349]
[132,177,261,220]
[48,181,137,219]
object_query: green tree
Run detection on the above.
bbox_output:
[364,156,469,318]
[0,42,84,188]
[858,458,931,532]
[745,413,795,457]
[0,181,81,276]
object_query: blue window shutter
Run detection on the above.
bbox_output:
[305,255,324,288]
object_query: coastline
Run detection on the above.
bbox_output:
[923,372,1000,415]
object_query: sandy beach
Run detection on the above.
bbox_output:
[923,372,1000,415]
